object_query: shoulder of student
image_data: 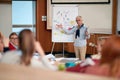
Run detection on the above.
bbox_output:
[0,50,21,64]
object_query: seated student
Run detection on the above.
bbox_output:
[9,32,19,50]
[85,35,120,78]
[67,35,120,78]
[66,36,108,72]
[0,29,57,71]
[91,36,109,60]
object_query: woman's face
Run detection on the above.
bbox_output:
[76,17,83,26]
[97,42,102,53]
[97,39,106,54]
[10,34,19,46]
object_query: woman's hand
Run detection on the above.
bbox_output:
[56,24,63,29]
[3,38,9,47]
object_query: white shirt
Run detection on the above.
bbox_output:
[0,50,57,71]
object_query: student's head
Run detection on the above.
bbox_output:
[100,35,120,77]
[18,29,35,65]
[9,32,18,46]
[76,16,83,26]
[97,37,109,54]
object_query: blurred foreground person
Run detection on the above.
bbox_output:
[67,35,120,78]
[86,35,120,78]
[0,29,57,70]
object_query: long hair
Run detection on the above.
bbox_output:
[18,29,35,66]
[100,35,120,77]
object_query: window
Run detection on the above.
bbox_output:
[12,1,36,34]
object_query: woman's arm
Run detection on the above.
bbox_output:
[34,41,58,70]
[56,24,76,34]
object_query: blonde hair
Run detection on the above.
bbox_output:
[76,16,83,20]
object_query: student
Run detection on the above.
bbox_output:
[91,36,109,60]
[67,35,120,78]
[56,16,90,60]
[85,35,120,78]
[0,29,57,70]
[9,32,19,50]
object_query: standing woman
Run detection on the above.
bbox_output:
[57,16,90,60]
[0,29,57,70]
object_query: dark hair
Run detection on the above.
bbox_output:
[9,32,18,39]
[18,29,35,66]
[100,35,120,77]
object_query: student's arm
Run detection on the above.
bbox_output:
[34,41,45,57]
[1,34,10,52]
[34,41,58,70]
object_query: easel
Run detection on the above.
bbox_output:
[51,42,65,57]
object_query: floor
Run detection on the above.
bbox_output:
[45,51,92,58]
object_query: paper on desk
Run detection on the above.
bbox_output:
[45,54,56,60]
[56,57,79,63]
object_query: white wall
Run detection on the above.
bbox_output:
[0,4,12,37]
[48,0,113,34]
[117,0,120,33]
[79,1,112,34]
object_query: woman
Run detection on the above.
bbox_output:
[9,32,19,50]
[66,35,120,78]
[0,29,57,70]
[56,16,90,60]
[85,35,120,78]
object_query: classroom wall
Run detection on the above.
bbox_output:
[48,0,113,34]
[36,0,63,53]
[0,3,12,37]
[117,0,120,32]
[36,0,117,54]
[78,1,112,34]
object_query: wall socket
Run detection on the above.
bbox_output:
[42,16,47,21]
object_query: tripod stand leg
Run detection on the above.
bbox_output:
[51,42,55,54]
[63,43,64,57]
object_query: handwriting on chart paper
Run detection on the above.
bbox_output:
[52,6,78,42]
